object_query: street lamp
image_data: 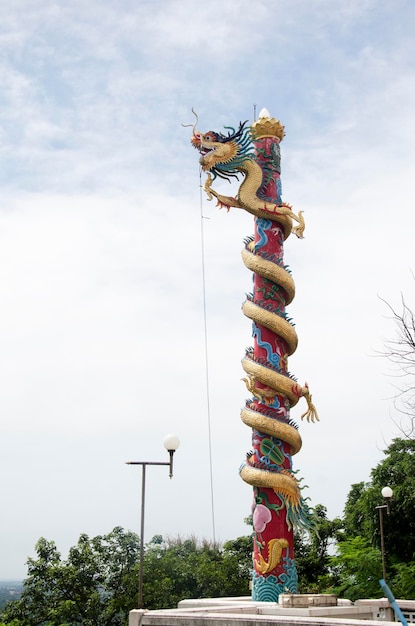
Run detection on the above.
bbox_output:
[126,434,180,609]
[376,486,393,582]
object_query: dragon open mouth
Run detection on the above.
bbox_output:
[199,145,216,156]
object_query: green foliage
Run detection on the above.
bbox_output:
[294,504,342,593]
[370,438,415,561]
[390,561,415,599]
[0,527,139,626]
[5,437,415,623]
[0,531,253,622]
[142,535,251,609]
[342,482,372,539]
[332,437,415,600]
[340,439,415,563]
[331,536,382,601]
[1,514,344,620]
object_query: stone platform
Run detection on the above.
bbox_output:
[129,595,404,626]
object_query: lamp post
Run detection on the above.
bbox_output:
[126,434,180,609]
[376,486,393,582]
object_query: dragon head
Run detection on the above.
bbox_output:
[191,121,253,182]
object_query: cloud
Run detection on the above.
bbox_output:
[1,0,415,579]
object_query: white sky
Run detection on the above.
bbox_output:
[1,0,415,579]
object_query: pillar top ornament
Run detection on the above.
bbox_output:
[251,108,285,142]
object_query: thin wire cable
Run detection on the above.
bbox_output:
[199,167,216,543]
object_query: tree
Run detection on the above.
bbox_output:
[0,510,347,621]
[331,536,382,601]
[341,439,415,561]
[380,294,415,438]
[1,531,254,622]
[333,438,415,600]
[1,527,139,626]
[294,504,342,593]
[141,535,251,609]
[370,438,415,562]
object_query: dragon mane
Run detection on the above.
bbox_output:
[208,121,254,182]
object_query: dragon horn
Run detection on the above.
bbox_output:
[181,108,199,135]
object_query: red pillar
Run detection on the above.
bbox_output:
[239,124,310,600]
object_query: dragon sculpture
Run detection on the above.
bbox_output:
[189,108,318,601]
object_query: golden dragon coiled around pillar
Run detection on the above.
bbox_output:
[189,113,318,534]
[240,239,318,422]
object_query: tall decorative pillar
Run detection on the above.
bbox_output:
[189,108,318,601]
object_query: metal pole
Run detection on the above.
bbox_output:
[378,505,387,581]
[168,450,174,478]
[126,459,172,608]
[126,441,178,609]
[138,463,146,609]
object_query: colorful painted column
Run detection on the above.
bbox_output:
[189,108,318,602]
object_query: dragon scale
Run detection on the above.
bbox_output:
[190,110,318,601]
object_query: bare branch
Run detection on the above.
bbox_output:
[378,292,415,439]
